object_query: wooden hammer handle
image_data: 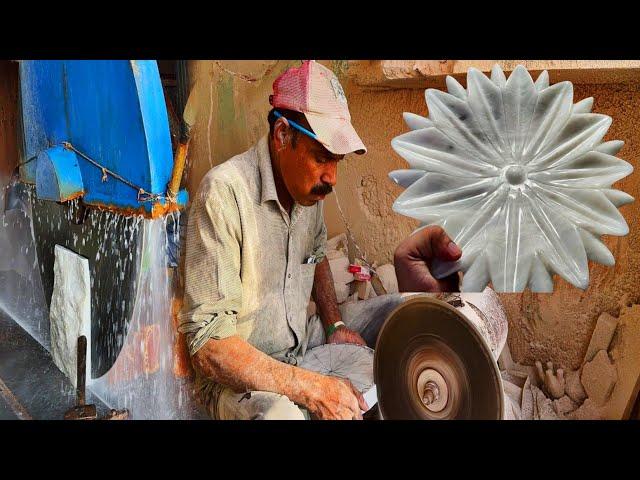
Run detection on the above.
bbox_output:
[77,336,87,407]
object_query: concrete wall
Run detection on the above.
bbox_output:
[185,60,640,371]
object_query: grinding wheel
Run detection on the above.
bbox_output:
[374,295,504,420]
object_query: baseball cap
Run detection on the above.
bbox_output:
[270,60,367,155]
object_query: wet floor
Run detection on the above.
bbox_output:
[0,308,110,420]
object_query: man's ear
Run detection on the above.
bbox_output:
[273,117,289,150]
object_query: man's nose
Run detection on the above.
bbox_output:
[320,163,338,187]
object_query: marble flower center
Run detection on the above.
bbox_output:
[503,165,527,186]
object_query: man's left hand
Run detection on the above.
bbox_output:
[327,326,367,347]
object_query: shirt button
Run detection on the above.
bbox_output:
[287,273,291,279]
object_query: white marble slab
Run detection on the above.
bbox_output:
[49,245,91,388]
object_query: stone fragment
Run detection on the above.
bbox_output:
[329,256,354,286]
[498,343,515,371]
[344,292,359,304]
[535,360,565,399]
[357,280,369,300]
[567,398,603,420]
[49,245,91,388]
[520,376,534,420]
[375,264,399,294]
[326,233,348,254]
[501,370,526,389]
[502,379,523,407]
[503,390,522,420]
[334,282,350,304]
[583,312,619,364]
[326,250,345,261]
[506,363,540,387]
[581,349,617,406]
[603,304,640,419]
[565,368,587,404]
[553,395,578,417]
[531,384,560,420]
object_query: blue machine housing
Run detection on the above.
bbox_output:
[19,60,187,216]
[35,146,84,202]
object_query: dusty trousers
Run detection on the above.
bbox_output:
[197,294,403,420]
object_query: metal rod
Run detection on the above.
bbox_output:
[0,376,32,420]
[77,336,87,407]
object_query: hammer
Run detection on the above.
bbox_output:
[64,336,97,420]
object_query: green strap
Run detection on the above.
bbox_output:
[326,321,344,338]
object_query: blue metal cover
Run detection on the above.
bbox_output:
[19,60,178,216]
[35,145,84,202]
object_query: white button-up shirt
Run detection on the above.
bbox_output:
[179,135,327,364]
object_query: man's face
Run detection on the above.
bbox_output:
[279,131,345,207]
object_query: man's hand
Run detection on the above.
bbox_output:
[394,225,462,292]
[327,325,367,346]
[305,376,369,420]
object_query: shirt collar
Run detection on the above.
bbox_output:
[257,135,279,205]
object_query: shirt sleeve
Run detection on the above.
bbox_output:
[312,201,328,263]
[178,177,243,356]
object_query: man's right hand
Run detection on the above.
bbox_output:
[394,225,462,292]
[305,375,369,420]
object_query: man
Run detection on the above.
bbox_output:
[179,60,462,420]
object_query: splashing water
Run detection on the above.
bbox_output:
[0,176,50,349]
[1,174,200,419]
[89,216,198,419]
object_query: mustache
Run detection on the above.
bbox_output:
[310,183,333,196]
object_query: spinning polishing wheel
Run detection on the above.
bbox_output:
[374,295,504,420]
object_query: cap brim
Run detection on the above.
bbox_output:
[304,113,367,155]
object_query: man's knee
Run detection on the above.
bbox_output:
[340,293,404,347]
[258,394,305,420]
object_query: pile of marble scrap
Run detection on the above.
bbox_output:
[499,309,640,420]
[325,233,399,305]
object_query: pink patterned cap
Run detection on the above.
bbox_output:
[270,60,367,155]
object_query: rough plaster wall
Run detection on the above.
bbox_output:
[185,61,640,371]
[185,60,297,195]
[323,82,420,264]
[500,81,640,370]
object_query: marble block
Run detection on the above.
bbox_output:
[49,245,91,388]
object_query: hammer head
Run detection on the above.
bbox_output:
[64,404,97,420]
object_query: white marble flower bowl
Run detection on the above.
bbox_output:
[390,64,634,293]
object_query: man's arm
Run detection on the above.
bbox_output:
[309,202,367,346]
[180,178,365,419]
[192,335,367,419]
[312,257,341,330]
[312,258,367,346]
